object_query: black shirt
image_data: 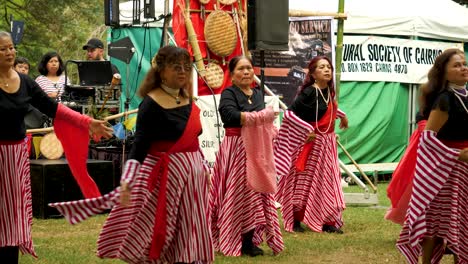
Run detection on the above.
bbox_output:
[0,73,57,140]
[128,96,193,163]
[289,85,329,122]
[218,86,264,128]
[431,90,468,141]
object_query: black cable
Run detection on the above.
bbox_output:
[195,67,222,147]
[129,24,148,103]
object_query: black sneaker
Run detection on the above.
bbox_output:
[444,247,454,255]
[293,220,305,233]
[242,245,264,257]
[322,225,344,234]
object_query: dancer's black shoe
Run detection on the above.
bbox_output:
[322,224,344,234]
[241,245,264,257]
[293,220,305,233]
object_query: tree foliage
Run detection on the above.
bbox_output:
[1,0,106,77]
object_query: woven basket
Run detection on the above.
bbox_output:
[205,62,224,89]
[204,10,237,57]
[40,132,64,160]
[218,0,237,4]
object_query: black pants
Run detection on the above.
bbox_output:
[0,246,19,264]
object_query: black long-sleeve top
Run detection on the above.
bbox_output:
[289,85,329,123]
[218,86,264,128]
[430,90,468,141]
[128,96,193,163]
[0,73,57,140]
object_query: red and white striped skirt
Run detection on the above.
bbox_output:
[51,150,213,264]
[397,131,468,263]
[0,140,36,257]
[209,135,284,256]
[276,132,345,233]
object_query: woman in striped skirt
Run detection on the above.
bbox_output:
[209,56,284,257]
[397,49,468,263]
[0,31,112,263]
[51,46,213,264]
[274,56,348,234]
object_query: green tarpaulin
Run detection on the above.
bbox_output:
[336,81,409,163]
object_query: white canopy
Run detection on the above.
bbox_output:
[117,0,468,41]
[290,0,468,42]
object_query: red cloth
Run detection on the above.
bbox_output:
[241,107,278,193]
[26,133,32,155]
[172,0,245,96]
[54,104,101,198]
[385,120,426,225]
[295,101,337,171]
[147,103,202,259]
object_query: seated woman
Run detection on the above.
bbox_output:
[35,51,69,101]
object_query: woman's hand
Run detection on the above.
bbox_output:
[89,119,113,140]
[120,181,131,207]
[339,116,349,130]
[306,131,316,142]
[458,148,468,162]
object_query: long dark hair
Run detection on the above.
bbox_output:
[419,48,464,118]
[298,56,335,95]
[138,46,192,97]
[37,51,65,76]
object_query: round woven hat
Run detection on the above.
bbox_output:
[40,132,64,160]
[205,62,224,89]
[218,0,237,4]
[204,10,237,57]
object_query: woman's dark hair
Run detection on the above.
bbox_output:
[299,56,335,95]
[14,57,30,67]
[419,48,464,118]
[228,56,253,75]
[138,46,192,97]
[37,51,65,76]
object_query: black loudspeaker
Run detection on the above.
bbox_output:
[30,159,116,219]
[143,0,155,18]
[247,0,289,51]
[104,0,120,27]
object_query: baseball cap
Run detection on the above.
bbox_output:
[82,38,104,50]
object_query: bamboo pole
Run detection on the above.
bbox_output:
[288,10,347,19]
[103,108,138,121]
[335,0,345,99]
[336,139,378,193]
[25,109,139,135]
[26,127,54,134]
[181,0,206,76]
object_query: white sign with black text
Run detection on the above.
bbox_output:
[341,36,463,83]
[196,95,280,166]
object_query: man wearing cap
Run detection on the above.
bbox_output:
[83,38,120,75]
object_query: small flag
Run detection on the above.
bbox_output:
[113,123,126,140]
[123,115,137,130]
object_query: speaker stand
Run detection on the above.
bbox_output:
[260,50,265,101]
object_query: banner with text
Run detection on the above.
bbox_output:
[196,95,280,166]
[252,17,334,106]
[341,36,463,83]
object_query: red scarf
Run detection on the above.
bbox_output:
[295,101,337,172]
[54,104,101,198]
[147,103,202,259]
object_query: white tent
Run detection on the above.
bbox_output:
[118,0,468,41]
[290,0,468,41]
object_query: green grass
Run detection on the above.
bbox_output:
[19,183,455,264]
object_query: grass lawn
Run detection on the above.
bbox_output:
[18,182,456,264]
